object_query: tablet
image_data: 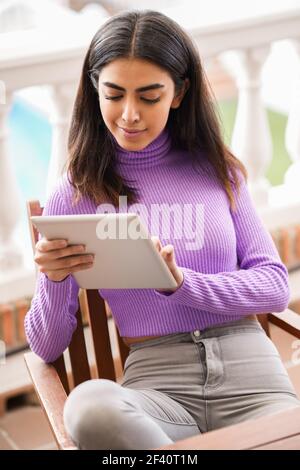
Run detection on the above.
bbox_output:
[31,213,178,290]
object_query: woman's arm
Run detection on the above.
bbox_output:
[154,175,290,316]
[24,187,80,363]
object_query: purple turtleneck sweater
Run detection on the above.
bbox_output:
[25,128,290,362]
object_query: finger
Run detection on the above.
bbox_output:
[151,235,162,252]
[161,244,175,260]
[46,245,86,260]
[161,246,178,275]
[38,254,94,272]
[46,262,94,282]
[37,238,68,252]
[70,262,94,273]
[35,245,86,264]
[160,245,183,287]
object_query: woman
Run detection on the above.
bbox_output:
[25,10,300,449]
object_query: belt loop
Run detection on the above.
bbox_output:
[192,329,202,343]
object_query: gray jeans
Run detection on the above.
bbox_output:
[63,318,300,449]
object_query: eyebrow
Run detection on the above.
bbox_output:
[101,82,165,92]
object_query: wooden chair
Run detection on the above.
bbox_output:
[24,200,300,450]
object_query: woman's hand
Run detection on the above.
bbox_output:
[34,237,94,282]
[151,236,184,293]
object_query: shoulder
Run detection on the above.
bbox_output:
[228,165,247,197]
[43,173,97,216]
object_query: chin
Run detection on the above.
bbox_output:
[117,137,151,152]
[122,142,148,151]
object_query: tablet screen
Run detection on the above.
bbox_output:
[31,213,178,289]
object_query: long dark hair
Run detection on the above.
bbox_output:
[67,9,247,211]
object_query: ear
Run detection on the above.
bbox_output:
[171,78,190,109]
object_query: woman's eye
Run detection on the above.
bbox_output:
[104,96,160,104]
[105,96,122,101]
[141,97,160,104]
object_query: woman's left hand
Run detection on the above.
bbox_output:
[151,236,184,293]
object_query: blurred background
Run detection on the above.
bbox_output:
[0,0,300,450]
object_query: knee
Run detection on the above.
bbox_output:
[63,379,133,449]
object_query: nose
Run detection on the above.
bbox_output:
[121,98,140,123]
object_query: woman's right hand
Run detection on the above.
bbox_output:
[34,238,94,282]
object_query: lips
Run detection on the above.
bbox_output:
[118,126,146,139]
[121,127,145,133]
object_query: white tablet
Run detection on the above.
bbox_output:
[31,213,178,290]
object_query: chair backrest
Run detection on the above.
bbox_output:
[27,200,130,394]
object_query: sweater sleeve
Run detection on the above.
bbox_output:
[154,173,290,316]
[24,186,80,363]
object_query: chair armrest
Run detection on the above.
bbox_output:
[24,351,77,450]
[269,308,300,339]
[158,406,300,450]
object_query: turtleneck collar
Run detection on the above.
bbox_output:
[112,127,172,170]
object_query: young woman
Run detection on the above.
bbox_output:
[25,10,300,449]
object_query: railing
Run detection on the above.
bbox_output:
[0,1,300,303]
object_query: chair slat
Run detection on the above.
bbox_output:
[86,290,116,381]
[26,200,42,252]
[68,308,91,386]
[257,313,271,337]
[52,355,70,395]
[116,328,130,369]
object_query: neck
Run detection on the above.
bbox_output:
[112,128,172,170]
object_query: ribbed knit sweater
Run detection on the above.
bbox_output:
[25,128,290,362]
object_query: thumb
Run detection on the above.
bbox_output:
[151,235,162,252]
[161,244,175,264]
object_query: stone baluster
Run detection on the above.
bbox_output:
[47,82,76,196]
[0,90,35,302]
[221,47,272,207]
[284,39,300,201]
[0,91,23,271]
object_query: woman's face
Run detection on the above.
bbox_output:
[98,57,186,151]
